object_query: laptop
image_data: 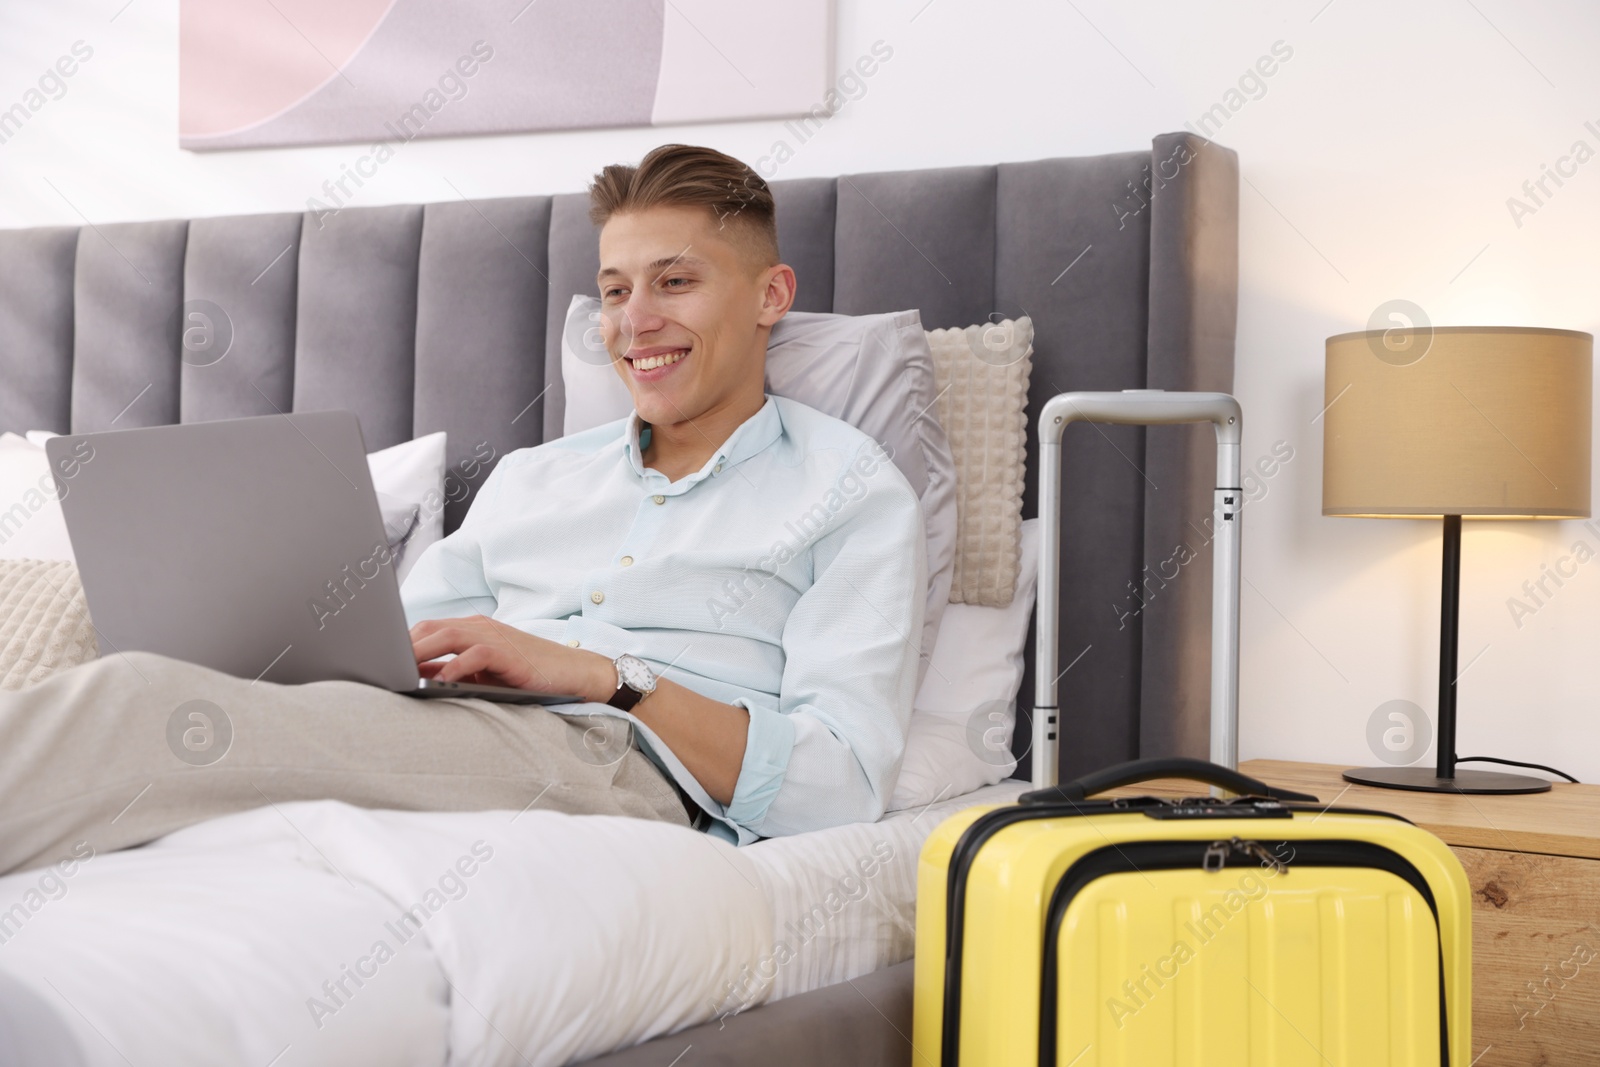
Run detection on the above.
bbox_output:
[45,411,583,705]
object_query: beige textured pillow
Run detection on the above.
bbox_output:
[0,559,100,690]
[925,317,1034,607]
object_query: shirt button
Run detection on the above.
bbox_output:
[620,555,634,567]
[714,463,724,473]
[566,639,581,648]
[652,494,665,505]
[590,590,605,605]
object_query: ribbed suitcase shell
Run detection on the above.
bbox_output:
[913,803,1471,1066]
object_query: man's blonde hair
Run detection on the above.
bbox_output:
[588,144,779,269]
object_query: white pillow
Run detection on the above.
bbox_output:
[560,296,635,435]
[560,294,959,686]
[888,518,1040,811]
[0,432,75,561]
[3,429,448,587]
[366,431,448,586]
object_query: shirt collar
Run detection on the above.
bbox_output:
[623,394,783,488]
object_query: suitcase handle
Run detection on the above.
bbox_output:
[1033,391,1243,790]
[1017,757,1319,804]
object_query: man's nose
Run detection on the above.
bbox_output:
[623,288,669,332]
[618,298,668,346]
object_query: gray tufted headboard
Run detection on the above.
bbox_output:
[0,131,1238,781]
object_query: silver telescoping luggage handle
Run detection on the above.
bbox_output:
[1033,389,1243,789]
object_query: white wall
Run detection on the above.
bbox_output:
[5,0,1599,780]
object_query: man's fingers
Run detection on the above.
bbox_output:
[412,617,562,692]
[411,627,459,662]
[409,615,498,644]
[437,644,498,683]
[411,622,496,665]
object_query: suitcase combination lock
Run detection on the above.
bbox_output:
[1202,836,1289,874]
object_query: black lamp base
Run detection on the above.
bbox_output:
[1342,766,1552,795]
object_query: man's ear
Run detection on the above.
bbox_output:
[757,263,797,328]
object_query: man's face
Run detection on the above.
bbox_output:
[596,204,791,430]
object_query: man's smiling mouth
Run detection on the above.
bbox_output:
[627,347,689,374]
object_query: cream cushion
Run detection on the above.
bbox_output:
[925,316,1034,606]
[0,559,98,690]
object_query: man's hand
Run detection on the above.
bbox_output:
[412,615,753,807]
[410,615,615,701]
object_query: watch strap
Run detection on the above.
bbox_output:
[606,683,643,713]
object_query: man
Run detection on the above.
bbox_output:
[401,144,926,843]
[0,144,924,873]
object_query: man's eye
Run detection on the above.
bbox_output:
[663,277,689,288]
[602,287,625,299]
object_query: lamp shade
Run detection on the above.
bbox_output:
[1323,326,1592,518]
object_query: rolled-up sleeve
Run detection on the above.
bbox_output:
[721,474,927,838]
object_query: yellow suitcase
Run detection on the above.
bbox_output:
[913,758,1471,1066]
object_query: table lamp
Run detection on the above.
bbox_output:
[1323,325,1593,793]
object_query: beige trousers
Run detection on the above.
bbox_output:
[0,650,691,877]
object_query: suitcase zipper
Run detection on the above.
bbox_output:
[1202,836,1288,873]
[1033,839,1449,1067]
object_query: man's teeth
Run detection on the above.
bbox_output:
[633,349,687,371]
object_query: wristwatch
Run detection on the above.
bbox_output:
[606,653,657,712]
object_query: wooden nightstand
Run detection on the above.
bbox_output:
[1104,760,1598,1064]
[1232,761,1599,1066]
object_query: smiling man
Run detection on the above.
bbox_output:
[399,144,928,843]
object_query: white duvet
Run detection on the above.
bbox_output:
[0,804,771,1067]
[0,783,1026,1067]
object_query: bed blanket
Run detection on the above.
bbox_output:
[0,802,770,1067]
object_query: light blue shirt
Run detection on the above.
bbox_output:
[399,394,927,845]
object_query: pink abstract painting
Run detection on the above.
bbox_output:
[179,0,834,150]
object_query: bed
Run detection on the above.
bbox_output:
[0,131,1238,1065]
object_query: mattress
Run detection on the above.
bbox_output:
[0,779,1029,1067]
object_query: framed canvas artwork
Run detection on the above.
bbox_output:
[179,0,835,150]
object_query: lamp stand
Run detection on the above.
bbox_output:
[1343,515,1552,794]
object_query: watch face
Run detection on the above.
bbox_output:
[616,654,655,693]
